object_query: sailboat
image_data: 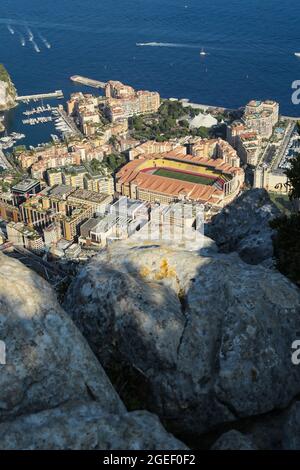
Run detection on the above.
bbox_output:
[200,47,208,56]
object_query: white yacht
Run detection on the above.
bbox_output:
[200,47,208,56]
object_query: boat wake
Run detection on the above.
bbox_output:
[39,33,51,49]
[27,27,34,41]
[26,27,40,52]
[30,39,40,53]
[18,32,26,46]
[136,42,200,49]
[7,24,14,35]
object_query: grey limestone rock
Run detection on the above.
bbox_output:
[282,402,300,449]
[65,241,300,437]
[211,430,257,450]
[0,402,187,450]
[205,189,281,265]
[0,253,186,450]
[0,252,123,422]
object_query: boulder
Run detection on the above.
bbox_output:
[282,402,300,449]
[211,430,257,450]
[0,402,186,450]
[0,253,186,450]
[205,189,281,265]
[65,241,300,437]
[234,408,288,450]
[0,253,123,422]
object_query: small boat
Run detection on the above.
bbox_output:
[200,47,208,56]
[295,53,300,57]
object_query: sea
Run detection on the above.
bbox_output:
[0,0,300,147]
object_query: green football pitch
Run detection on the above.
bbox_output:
[154,168,216,186]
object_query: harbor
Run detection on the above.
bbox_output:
[0,132,25,150]
[53,107,82,138]
[1,95,81,149]
[23,104,56,116]
[70,75,106,89]
[13,97,81,140]
[22,116,53,125]
[16,90,64,103]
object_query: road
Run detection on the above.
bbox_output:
[272,122,295,170]
[258,121,296,170]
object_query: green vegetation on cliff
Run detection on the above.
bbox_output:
[0,64,17,109]
[88,153,127,175]
[0,64,12,83]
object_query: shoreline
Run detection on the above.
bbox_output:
[178,98,300,121]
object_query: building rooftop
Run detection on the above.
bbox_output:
[80,217,103,235]
[110,197,147,212]
[64,166,86,175]
[47,185,75,199]
[69,189,111,204]
[91,214,131,234]
[8,221,40,239]
[189,113,218,129]
[132,172,222,203]
[12,179,40,193]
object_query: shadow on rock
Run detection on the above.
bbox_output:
[64,240,300,447]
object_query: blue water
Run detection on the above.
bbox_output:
[1,0,300,146]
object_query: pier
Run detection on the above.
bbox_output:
[22,116,53,126]
[16,90,64,103]
[70,75,106,89]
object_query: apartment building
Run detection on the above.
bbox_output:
[244,100,279,139]
[7,221,44,252]
[104,80,160,122]
[83,174,114,195]
[62,166,86,189]
[67,188,112,215]
[129,141,187,160]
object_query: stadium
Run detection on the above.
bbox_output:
[116,142,245,207]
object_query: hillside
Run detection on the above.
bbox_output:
[0,64,17,111]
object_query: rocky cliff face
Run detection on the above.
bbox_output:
[2,187,300,450]
[65,240,300,441]
[211,430,257,450]
[205,189,280,265]
[0,253,186,450]
[0,64,17,111]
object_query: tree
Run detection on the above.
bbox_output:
[194,127,209,139]
[178,119,190,129]
[270,152,300,285]
[130,115,144,131]
[285,153,300,200]
[270,214,300,285]
[109,135,119,149]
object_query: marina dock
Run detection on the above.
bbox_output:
[54,107,83,137]
[16,90,64,103]
[70,75,106,89]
